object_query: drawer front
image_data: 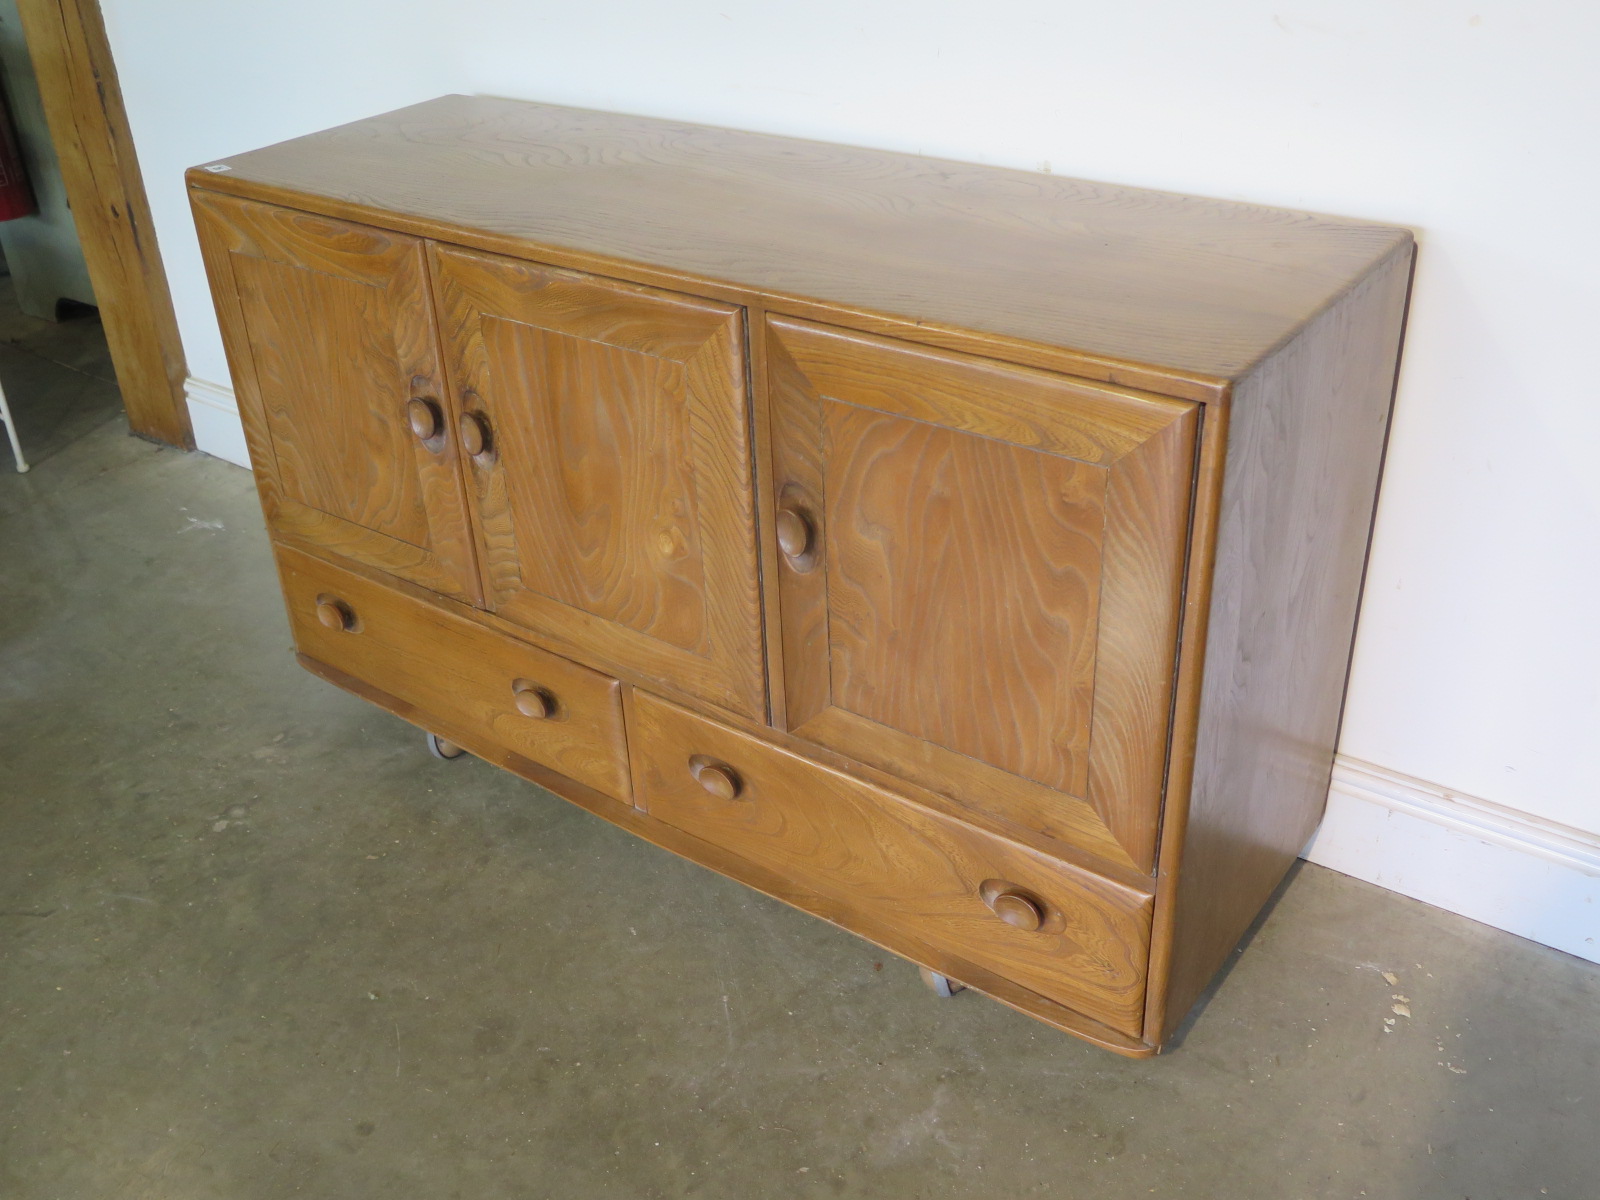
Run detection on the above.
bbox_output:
[629,691,1151,1035]
[278,546,629,801]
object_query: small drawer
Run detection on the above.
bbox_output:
[278,545,630,801]
[629,691,1152,1035]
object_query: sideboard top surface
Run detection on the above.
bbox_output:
[190,93,1411,389]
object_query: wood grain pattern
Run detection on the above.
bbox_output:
[188,93,1409,392]
[190,192,480,601]
[630,690,1152,1036]
[823,400,1106,796]
[1149,243,1415,1041]
[17,0,192,447]
[768,316,1196,872]
[430,245,765,719]
[484,317,706,650]
[277,544,630,801]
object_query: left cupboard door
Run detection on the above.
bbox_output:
[192,191,481,602]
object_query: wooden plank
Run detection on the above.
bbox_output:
[17,0,190,446]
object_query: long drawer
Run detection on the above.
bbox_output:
[628,691,1152,1036]
[277,545,630,801]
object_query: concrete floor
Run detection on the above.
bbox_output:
[1,301,1596,1200]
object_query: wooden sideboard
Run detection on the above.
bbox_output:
[188,95,1413,1056]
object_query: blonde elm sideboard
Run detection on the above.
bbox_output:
[188,95,1412,1056]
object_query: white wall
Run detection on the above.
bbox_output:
[96,1,1599,940]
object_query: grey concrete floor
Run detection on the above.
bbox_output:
[1,299,1596,1200]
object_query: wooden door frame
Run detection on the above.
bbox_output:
[16,0,191,447]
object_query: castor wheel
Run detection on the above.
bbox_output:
[426,732,466,760]
[919,967,966,998]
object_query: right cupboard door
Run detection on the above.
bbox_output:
[765,318,1198,874]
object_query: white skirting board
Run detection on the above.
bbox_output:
[184,377,250,468]
[175,377,1600,966]
[1304,756,1600,964]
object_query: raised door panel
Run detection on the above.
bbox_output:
[766,318,1197,873]
[190,191,479,601]
[431,247,764,720]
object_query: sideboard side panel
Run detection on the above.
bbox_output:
[1154,240,1416,1042]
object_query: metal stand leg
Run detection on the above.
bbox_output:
[0,375,27,473]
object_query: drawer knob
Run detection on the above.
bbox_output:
[511,680,556,719]
[315,597,355,632]
[406,396,442,442]
[988,887,1045,932]
[458,411,493,460]
[690,757,743,801]
[775,503,814,561]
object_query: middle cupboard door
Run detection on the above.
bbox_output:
[430,247,765,720]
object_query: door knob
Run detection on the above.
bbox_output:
[406,396,442,442]
[986,886,1045,932]
[315,597,355,632]
[775,502,815,563]
[690,756,743,800]
[511,680,556,719]
[458,411,493,460]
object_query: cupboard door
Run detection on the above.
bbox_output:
[766,318,1198,874]
[431,247,764,720]
[192,192,479,601]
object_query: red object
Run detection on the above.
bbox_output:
[0,87,36,222]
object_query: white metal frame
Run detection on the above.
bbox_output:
[0,374,25,472]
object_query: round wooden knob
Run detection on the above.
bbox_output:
[775,504,813,560]
[511,681,555,719]
[406,396,442,441]
[458,411,492,459]
[989,888,1045,932]
[315,598,354,632]
[692,759,742,801]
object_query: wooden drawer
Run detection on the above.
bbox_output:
[628,691,1152,1036]
[277,546,630,801]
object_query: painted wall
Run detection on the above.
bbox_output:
[94,3,1598,882]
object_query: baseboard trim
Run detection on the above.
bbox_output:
[1304,756,1600,964]
[184,377,249,467]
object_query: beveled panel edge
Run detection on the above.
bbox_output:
[769,314,1197,467]
[1083,405,1204,873]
